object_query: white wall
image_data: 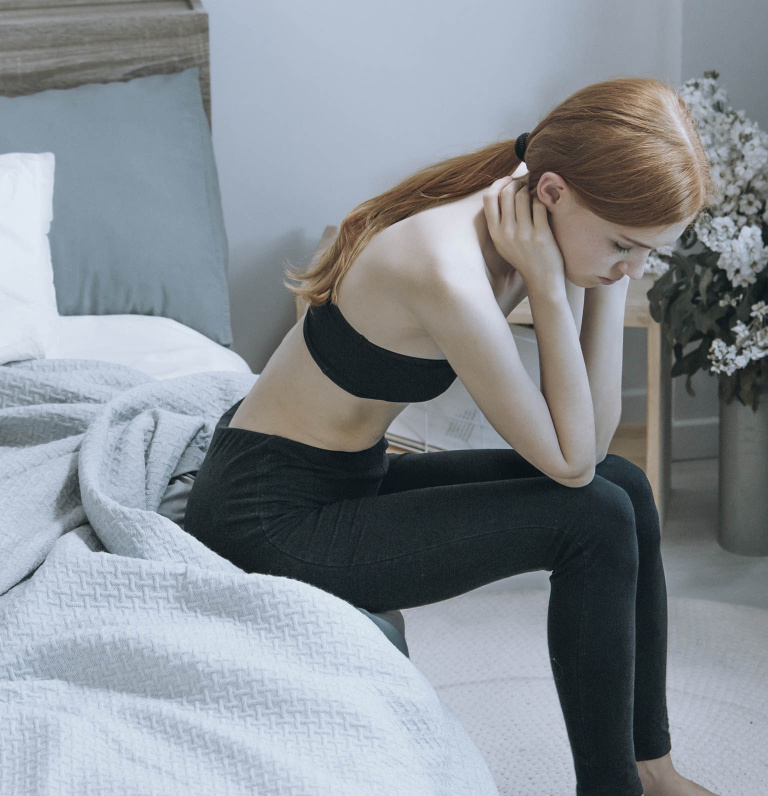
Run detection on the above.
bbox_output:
[202,0,765,461]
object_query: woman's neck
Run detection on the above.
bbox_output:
[450,188,519,286]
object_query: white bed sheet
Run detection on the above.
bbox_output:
[45,314,254,380]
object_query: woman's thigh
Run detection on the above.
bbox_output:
[381,447,652,498]
[259,459,638,613]
[379,446,550,494]
[380,447,659,543]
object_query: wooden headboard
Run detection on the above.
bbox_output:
[0,0,212,128]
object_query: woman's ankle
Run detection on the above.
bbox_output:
[637,751,674,792]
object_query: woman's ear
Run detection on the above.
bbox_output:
[536,171,568,211]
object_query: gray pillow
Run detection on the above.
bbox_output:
[0,68,232,346]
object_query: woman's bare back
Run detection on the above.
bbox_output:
[229,193,528,452]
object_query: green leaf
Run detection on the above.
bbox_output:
[719,375,735,404]
[692,305,709,334]
[698,267,714,300]
[697,339,715,371]
[739,366,758,409]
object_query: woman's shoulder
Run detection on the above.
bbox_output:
[369,212,486,299]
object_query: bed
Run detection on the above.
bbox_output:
[0,2,499,793]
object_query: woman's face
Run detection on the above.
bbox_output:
[535,171,695,288]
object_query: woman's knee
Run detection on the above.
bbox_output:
[596,454,661,547]
[568,475,639,570]
[597,454,655,505]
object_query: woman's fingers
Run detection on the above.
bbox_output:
[499,178,521,229]
[531,194,551,236]
[512,180,533,231]
[483,175,515,229]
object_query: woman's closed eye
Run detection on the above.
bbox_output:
[614,242,632,254]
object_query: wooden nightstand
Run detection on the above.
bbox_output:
[298,226,671,530]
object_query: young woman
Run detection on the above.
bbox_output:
[184,76,720,796]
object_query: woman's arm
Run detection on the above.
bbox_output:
[564,279,585,336]
[578,278,630,462]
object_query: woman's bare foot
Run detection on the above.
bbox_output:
[637,752,718,795]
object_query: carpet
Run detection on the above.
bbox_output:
[402,589,768,796]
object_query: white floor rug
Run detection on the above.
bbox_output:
[402,589,768,796]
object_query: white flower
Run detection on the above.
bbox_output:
[659,73,768,380]
[678,76,768,266]
[644,250,671,277]
[738,192,763,216]
[696,223,768,288]
[706,302,768,375]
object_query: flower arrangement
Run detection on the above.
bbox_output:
[645,70,768,411]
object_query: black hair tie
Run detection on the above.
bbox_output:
[514,132,529,162]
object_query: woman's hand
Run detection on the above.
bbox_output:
[483,176,568,295]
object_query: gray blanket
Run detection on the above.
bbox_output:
[0,358,498,795]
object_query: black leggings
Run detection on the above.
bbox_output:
[184,398,671,796]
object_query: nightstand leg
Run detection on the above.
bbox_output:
[646,322,672,532]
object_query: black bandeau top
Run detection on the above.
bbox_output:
[303,297,458,403]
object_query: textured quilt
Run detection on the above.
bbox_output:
[0,358,498,796]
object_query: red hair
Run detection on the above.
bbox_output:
[285,76,718,306]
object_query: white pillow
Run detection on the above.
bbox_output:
[0,152,57,364]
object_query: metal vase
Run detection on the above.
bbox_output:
[718,386,768,556]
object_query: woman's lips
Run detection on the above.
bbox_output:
[598,276,618,285]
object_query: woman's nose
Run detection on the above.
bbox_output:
[619,260,646,280]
